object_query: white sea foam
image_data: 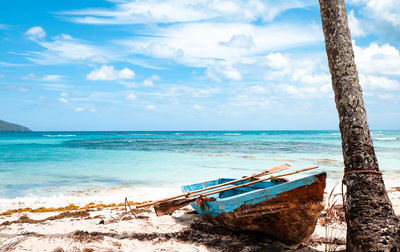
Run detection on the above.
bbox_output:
[374,137,397,141]
[0,187,180,213]
[224,133,242,136]
[2,177,399,214]
[43,134,76,137]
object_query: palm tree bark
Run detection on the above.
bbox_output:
[318,0,400,251]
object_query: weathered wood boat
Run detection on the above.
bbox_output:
[181,172,326,247]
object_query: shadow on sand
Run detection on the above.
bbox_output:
[172,210,320,252]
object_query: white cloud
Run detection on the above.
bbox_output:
[220,34,255,49]
[146,104,155,110]
[39,83,73,91]
[59,92,69,103]
[27,32,112,65]
[23,73,37,80]
[142,75,160,87]
[116,21,321,82]
[87,65,135,81]
[25,26,46,40]
[144,86,219,101]
[0,61,24,67]
[265,53,289,70]
[73,107,96,112]
[207,62,242,81]
[23,73,63,81]
[69,91,129,104]
[359,75,400,90]
[41,75,63,81]
[119,68,135,79]
[259,51,334,98]
[348,0,400,38]
[292,73,331,86]
[119,81,137,88]
[255,43,400,99]
[58,1,322,83]
[143,42,184,59]
[348,10,366,36]
[361,0,400,29]
[248,85,269,94]
[377,93,395,100]
[62,0,314,25]
[5,85,29,92]
[280,84,329,98]
[354,42,400,76]
[126,92,136,101]
[228,94,269,107]
[120,22,322,68]
[193,104,204,110]
[54,3,323,81]
[192,89,214,98]
[59,97,68,103]
[125,58,165,70]
[265,42,400,99]
[281,75,332,98]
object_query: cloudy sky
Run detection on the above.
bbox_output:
[1,0,399,130]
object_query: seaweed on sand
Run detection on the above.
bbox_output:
[0,210,90,226]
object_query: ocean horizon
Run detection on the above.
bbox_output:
[1,130,399,209]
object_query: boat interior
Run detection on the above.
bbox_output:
[182,178,286,199]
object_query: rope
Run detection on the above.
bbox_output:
[341,169,383,216]
[343,169,382,177]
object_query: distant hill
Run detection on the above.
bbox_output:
[0,119,31,131]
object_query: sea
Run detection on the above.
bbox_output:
[0,130,399,209]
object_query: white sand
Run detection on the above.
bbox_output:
[0,181,399,252]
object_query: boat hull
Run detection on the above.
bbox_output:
[183,172,326,247]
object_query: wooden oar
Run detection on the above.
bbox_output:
[136,163,291,209]
[154,166,319,216]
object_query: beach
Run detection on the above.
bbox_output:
[0,184,399,251]
[1,131,399,251]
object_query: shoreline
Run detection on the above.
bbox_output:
[0,187,182,214]
[1,181,399,251]
[2,176,399,213]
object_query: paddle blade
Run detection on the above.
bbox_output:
[258,163,291,177]
[154,197,197,216]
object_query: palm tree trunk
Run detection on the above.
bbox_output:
[318,0,400,251]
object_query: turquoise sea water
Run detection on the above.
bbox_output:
[0,130,399,201]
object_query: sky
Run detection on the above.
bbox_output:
[0,0,399,131]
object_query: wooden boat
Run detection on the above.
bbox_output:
[181,172,326,247]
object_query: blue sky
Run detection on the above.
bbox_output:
[1,0,399,131]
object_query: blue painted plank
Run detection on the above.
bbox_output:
[182,173,323,218]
